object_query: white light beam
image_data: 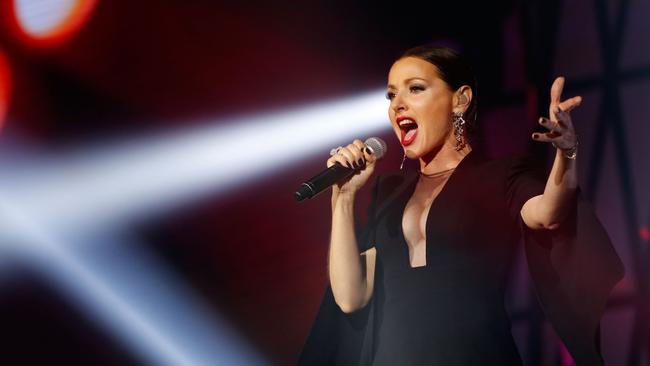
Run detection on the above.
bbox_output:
[0,89,390,235]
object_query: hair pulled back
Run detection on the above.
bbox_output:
[398,45,479,141]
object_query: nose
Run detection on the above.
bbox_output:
[391,91,407,114]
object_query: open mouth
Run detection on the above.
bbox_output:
[398,118,418,146]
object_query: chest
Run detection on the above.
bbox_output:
[401,175,451,249]
[373,168,514,273]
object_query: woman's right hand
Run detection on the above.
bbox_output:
[327,139,377,197]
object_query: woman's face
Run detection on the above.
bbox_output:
[386,56,457,159]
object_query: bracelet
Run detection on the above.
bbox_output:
[553,141,578,160]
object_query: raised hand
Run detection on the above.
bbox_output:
[532,76,581,153]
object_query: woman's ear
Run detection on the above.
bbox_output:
[455,85,472,112]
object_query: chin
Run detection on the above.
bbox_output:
[404,148,418,159]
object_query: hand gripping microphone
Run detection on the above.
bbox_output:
[294,137,387,202]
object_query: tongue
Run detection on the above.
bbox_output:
[404,128,417,141]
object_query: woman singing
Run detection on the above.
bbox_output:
[298,46,624,365]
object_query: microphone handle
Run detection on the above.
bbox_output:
[294,163,354,201]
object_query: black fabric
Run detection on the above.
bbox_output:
[297,150,624,366]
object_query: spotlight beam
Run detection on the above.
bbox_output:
[0,196,268,366]
[0,90,390,365]
[0,90,389,235]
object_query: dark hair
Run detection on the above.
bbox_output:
[398,45,479,142]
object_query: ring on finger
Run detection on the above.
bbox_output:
[330,146,343,156]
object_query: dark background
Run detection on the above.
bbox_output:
[0,0,648,365]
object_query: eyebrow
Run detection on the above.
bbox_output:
[387,77,428,89]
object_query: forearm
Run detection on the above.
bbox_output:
[525,76,583,230]
[328,193,367,313]
[528,149,579,229]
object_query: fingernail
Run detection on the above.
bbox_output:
[357,158,363,166]
[533,134,539,139]
[538,117,544,124]
[366,147,373,155]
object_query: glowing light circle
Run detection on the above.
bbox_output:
[0,51,11,130]
[640,226,650,241]
[10,0,97,45]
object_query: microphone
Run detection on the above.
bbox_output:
[294,137,387,202]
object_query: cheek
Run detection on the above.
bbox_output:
[422,97,450,116]
[418,101,451,132]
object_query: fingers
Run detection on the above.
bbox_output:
[538,117,558,132]
[538,116,566,131]
[550,76,565,107]
[532,130,577,151]
[532,131,560,142]
[327,145,354,169]
[363,145,377,165]
[544,94,580,129]
[538,77,580,148]
[533,116,572,144]
[354,139,378,165]
[327,140,369,169]
[553,107,568,122]
[558,95,582,112]
[340,145,359,168]
[348,141,366,169]
[536,113,571,141]
[328,150,354,169]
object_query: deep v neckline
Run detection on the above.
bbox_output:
[399,150,475,269]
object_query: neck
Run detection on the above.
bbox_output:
[418,141,472,175]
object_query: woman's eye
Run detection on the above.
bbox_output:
[410,85,425,93]
[385,91,396,100]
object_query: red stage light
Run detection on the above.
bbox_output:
[3,0,97,47]
[0,50,10,130]
[640,226,650,242]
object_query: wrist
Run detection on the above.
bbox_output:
[553,140,578,160]
[332,190,356,212]
[333,190,356,202]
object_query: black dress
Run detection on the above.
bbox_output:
[298,150,624,366]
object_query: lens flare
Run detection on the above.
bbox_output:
[6,0,97,46]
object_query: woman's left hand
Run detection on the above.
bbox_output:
[532,76,581,150]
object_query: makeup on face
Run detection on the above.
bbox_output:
[387,58,455,156]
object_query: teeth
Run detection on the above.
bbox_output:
[399,119,416,127]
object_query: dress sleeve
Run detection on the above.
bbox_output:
[297,177,382,365]
[505,154,625,366]
[297,285,372,365]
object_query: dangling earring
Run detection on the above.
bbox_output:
[399,153,407,170]
[452,111,466,150]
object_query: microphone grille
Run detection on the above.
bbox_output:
[364,137,387,159]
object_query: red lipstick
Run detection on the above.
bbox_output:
[396,116,418,146]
